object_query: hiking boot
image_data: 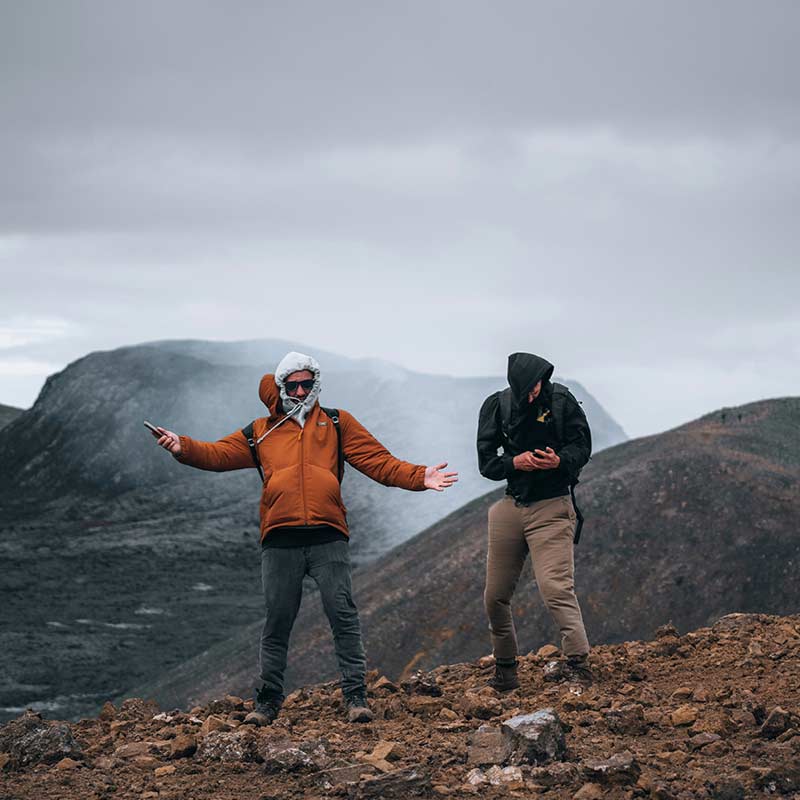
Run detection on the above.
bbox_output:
[488,660,519,692]
[243,685,281,727]
[566,655,594,686]
[344,691,374,723]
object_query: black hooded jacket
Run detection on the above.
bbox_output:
[477,353,592,504]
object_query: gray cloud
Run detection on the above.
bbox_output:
[1,1,798,436]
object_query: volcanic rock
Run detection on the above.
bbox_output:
[0,711,82,768]
[466,724,512,765]
[582,749,641,785]
[196,729,261,762]
[501,708,567,765]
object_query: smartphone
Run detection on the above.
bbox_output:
[144,420,163,437]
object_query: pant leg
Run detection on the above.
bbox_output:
[306,540,366,698]
[259,546,306,700]
[484,496,529,662]
[523,495,590,657]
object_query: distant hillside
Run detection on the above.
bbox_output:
[0,403,23,431]
[0,339,625,723]
[0,339,625,561]
[130,397,800,712]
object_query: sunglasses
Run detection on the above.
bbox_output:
[285,379,315,393]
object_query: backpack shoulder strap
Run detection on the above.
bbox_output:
[241,421,264,483]
[496,388,512,442]
[320,407,345,484]
[550,383,570,447]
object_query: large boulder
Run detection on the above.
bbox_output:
[500,709,567,765]
[0,711,82,769]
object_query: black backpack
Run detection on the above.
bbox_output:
[495,383,587,544]
[241,407,344,484]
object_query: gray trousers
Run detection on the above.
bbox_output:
[259,540,366,701]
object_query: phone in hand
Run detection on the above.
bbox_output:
[143,420,163,437]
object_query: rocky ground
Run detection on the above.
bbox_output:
[2,613,800,799]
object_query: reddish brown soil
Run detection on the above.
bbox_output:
[2,613,799,799]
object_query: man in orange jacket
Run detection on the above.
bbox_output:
[152,351,457,724]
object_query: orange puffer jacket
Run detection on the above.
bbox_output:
[176,374,426,541]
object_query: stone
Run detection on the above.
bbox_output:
[760,706,792,739]
[703,740,729,757]
[196,729,261,763]
[406,695,444,716]
[466,725,512,766]
[131,755,162,769]
[0,754,11,771]
[169,734,197,759]
[537,644,561,659]
[261,738,328,772]
[465,768,487,786]
[671,705,698,726]
[316,762,377,788]
[529,762,579,787]
[438,707,459,721]
[501,708,567,765]
[656,623,679,638]
[692,686,710,703]
[0,711,83,768]
[401,672,443,697]
[114,742,151,759]
[200,714,230,736]
[55,757,81,770]
[582,750,641,785]
[98,702,116,721]
[369,741,398,762]
[485,765,524,786]
[688,732,722,751]
[573,783,604,800]
[543,659,569,681]
[348,767,430,799]
[670,687,693,700]
[110,720,134,736]
[117,697,160,721]
[155,764,177,777]
[370,676,399,694]
[707,777,745,799]
[460,692,502,720]
[604,703,647,735]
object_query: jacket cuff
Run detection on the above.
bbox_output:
[502,454,516,479]
[175,435,193,463]
[413,465,427,491]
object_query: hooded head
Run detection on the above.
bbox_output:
[507,352,554,408]
[259,351,322,427]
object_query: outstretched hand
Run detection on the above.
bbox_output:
[149,425,182,457]
[424,462,459,492]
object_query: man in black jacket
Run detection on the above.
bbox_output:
[477,352,592,690]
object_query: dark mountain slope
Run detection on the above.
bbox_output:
[0,403,23,431]
[130,397,800,712]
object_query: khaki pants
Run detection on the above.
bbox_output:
[484,494,590,660]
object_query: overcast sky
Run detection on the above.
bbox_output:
[1,1,798,437]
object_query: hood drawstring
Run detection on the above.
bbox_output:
[255,402,304,445]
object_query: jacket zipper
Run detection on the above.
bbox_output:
[298,428,307,524]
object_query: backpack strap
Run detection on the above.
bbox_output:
[320,407,344,483]
[496,388,513,443]
[241,421,264,483]
[551,383,586,544]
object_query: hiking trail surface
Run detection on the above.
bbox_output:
[2,613,799,799]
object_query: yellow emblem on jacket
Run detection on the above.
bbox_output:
[537,409,551,424]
